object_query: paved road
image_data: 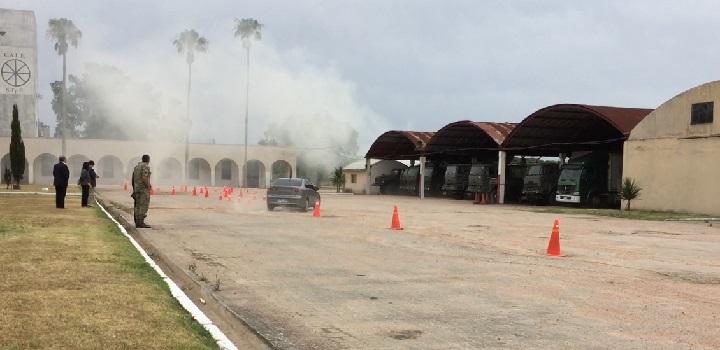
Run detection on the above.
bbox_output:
[101,188,720,350]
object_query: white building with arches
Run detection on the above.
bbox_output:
[0,137,295,188]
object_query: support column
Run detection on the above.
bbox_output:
[210,168,215,187]
[265,170,272,188]
[365,158,371,195]
[497,151,507,204]
[419,156,426,199]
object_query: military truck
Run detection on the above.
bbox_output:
[441,164,471,199]
[521,163,560,205]
[373,168,403,195]
[466,163,497,200]
[555,152,622,208]
[423,164,445,196]
[399,165,420,195]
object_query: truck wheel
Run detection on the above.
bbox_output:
[267,204,275,211]
[300,198,310,212]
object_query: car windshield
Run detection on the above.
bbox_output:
[273,178,303,187]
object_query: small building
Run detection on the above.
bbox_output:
[624,81,720,216]
[342,159,408,194]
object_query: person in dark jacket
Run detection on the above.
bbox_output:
[88,160,99,204]
[78,162,91,207]
[3,168,10,189]
[53,156,70,208]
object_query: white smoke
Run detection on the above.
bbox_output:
[62,21,388,165]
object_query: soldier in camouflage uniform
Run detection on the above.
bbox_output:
[131,155,152,228]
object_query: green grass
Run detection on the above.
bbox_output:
[525,206,711,221]
[0,194,217,350]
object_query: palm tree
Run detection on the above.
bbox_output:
[46,18,81,157]
[330,167,345,193]
[233,18,263,187]
[621,177,642,211]
[173,29,208,183]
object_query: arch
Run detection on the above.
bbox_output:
[98,155,124,185]
[33,153,57,185]
[501,104,652,155]
[271,160,292,180]
[0,153,30,185]
[158,157,183,185]
[243,160,266,188]
[214,158,239,187]
[365,131,434,160]
[425,121,515,159]
[187,158,211,185]
[68,154,90,180]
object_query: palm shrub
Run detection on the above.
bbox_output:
[621,177,642,211]
[330,167,345,193]
[9,105,25,189]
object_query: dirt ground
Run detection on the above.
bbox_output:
[100,187,720,350]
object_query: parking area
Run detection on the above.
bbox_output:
[100,188,720,350]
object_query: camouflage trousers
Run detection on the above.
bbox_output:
[132,191,150,225]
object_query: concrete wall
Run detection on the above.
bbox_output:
[624,80,720,215]
[0,8,38,137]
[0,137,296,188]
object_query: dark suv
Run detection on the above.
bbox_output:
[266,178,321,211]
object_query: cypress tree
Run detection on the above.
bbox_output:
[9,104,25,188]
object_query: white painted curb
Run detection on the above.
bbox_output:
[96,201,238,350]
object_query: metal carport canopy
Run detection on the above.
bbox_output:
[424,121,516,156]
[365,131,434,160]
[500,104,653,156]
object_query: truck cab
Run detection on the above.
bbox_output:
[374,168,403,195]
[555,152,618,207]
[399,165,420,195]
[441,164,471,199]
[466,163,497,195]
[522,163,559,205]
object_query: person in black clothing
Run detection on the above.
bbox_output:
[52,156,70,208]
[79,162,91,207]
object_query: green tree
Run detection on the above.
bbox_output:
[621,177,642,211]
[47,18,81,156]
[9,105,25,189]
[234,18,263,187]
[330,167,345,193]
[173,29,208,182]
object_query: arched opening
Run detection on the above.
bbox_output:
[97,155,124,185]
[214,158,239,187]
[0,153,30,185]
[271,160,292,180]
[187,158,211,185]
[68,154,90,180]
[33,153,57,185]
[243,160,266,188]
[158,157,183,185]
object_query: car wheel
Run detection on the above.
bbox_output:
[300,198,310,212]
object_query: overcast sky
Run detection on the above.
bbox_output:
[2,0,720,151]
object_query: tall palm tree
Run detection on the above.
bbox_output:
[46,18,81,157]
[233,18,263,187]
[173,29,208,183]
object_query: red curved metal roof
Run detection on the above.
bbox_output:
[425,121,516,155]
[365,131,434,160]
[501,104,652,152]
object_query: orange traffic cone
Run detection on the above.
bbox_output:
[313,200,321,217]
[192,186,197,196]
[390,206,402,230]
[171,186,176,196]
[547,219,562,256]
[123,181,128,191]
[150,187,156,196]
[204,187,209,198]
[199,187,204,194]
